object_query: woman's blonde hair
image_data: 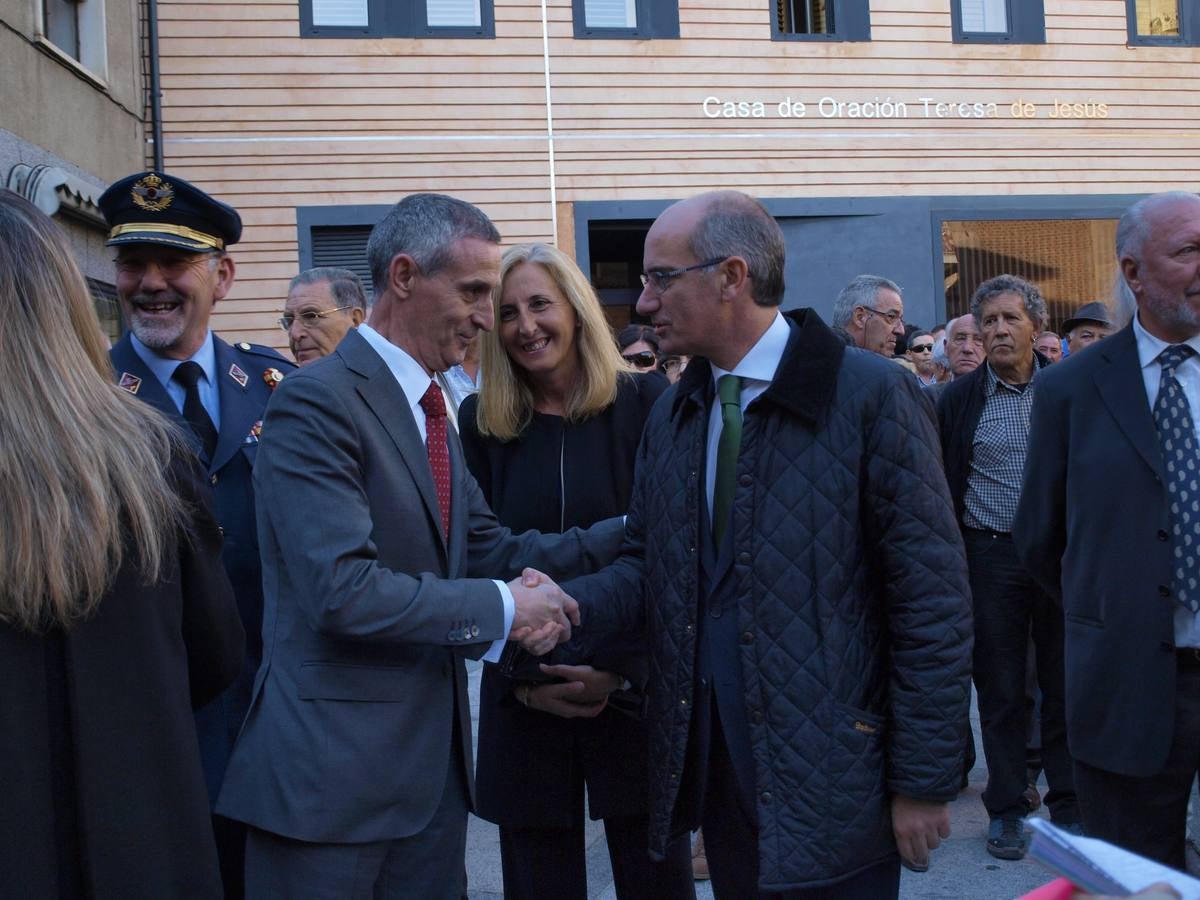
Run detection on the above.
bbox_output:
[0,190,185,631]
[474,243,629,441]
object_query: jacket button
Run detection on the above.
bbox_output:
[1160,585,1172,598]
[737,551,751,565]
[685,623,695,635]
[688,545,696,554]
[670,771,679,781]
[210,474,218,485]
[761,791,772,804]
[680,697,688,707]
[1159,529,1171,541]
[217,525,224,536]
[741,631,754,644]
[739,474,752,487]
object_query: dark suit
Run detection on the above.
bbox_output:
[216,329,623,897]
[111,332,294,896]
[1015,323,1193,865]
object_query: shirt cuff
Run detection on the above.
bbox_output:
[481,579,516,663]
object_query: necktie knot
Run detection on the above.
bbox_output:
[172,360,204,389]
[420,381,447,419]
[1160,344,1195,377]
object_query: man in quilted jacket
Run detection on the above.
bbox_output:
[562,191,973,898]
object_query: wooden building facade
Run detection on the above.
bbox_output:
[151,0,1200,348]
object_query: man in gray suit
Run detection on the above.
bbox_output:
[1016,191,1200,867]
[217,194,623,898]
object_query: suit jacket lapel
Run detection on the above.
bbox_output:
[342,331,449,559]
[111,335,181,422]
[1094,325,1163,480]
[209,338,259,474]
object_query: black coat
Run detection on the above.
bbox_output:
[563,310,973,890]
[0,453,245,899]
[1015,324,1181,776]
[459,373,665,827]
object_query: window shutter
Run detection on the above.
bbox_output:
[311,0,369,26]
[584,0,637,28]
[960,0,1008,32]
[311,226,375,302]
[426,0,482,27]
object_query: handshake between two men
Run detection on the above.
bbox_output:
[503,567,621,719]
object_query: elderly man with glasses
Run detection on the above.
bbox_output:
[282,267,368,365]
[831,274,907,357]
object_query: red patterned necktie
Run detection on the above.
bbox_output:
[419,381,452,537]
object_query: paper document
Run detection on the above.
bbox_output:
[1026,818,1200,899]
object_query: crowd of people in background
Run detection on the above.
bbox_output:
[2,173,1198,900]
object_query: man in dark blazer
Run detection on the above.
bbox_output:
[217,193,623,899]
[1016,190,1200,869]
[99,171,295,899]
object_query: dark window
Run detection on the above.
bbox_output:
[300,0,495,38]
[772,0,869,41]
[87,278,122,345]
[573,0,679,39]
[1126,0,1198,45]
[310,226,375,302]
[44,0,82,58]
[951,0,1045,43]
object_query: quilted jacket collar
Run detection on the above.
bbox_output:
[673,308,845,427]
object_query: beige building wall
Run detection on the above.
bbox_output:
[151,0,1200,348]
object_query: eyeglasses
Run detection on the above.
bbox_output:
[861,306,904,327]
[279,305,355,331]
[639,257,727,295]
[909,343,934,353]
[660,356,685,373]
[622,351,658,368]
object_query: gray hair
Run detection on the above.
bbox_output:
[366,193,501,295]
[831,274,903,329]
[969,274,1048,329]
[688,192,786,307]
[288,266,368,311]
[1110,270,1136,329]
[1116,191,1200,264]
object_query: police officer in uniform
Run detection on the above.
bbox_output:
[99,172,295,899]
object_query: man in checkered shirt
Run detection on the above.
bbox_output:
[935,274,1082,862]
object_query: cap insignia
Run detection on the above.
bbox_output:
[131,174,175,212]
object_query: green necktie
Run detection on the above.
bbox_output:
[712,374,743,546]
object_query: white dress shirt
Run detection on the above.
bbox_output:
[130,330,220,429]
[358,324,514,659]
[1131,315,1200,647]
[705,312,790,515]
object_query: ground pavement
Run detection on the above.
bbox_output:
[462,661,1079,900]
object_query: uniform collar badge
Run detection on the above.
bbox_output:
[118,372,142,394]
[229,363,249,388]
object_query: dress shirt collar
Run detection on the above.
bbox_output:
[1133,312,1200,372]
[982,355,1042,396]
[130,330,216,387]
[357,323,438,415]
[709,312,790,392]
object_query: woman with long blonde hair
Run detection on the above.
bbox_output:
[460,243,693,900]
[0,189,243,896]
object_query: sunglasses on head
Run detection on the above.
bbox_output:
[622,351,657,367]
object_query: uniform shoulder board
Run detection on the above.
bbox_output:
[233,341,297,368]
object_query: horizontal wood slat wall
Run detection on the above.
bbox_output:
[152,0,1200,349]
